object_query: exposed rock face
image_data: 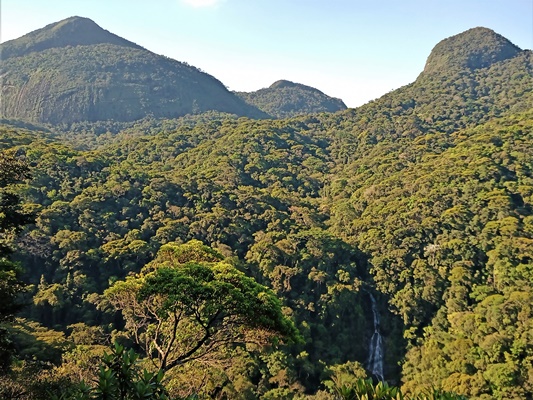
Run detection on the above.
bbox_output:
[0,17,267,124]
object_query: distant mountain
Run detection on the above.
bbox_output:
[0,17,267,124]
[236,80,347,118]
[422,26,522,75]
[334,27,533,142]
[0,16,144,60]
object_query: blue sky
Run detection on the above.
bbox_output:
[2,0,532,107]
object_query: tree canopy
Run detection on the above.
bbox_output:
[105,240,300,372]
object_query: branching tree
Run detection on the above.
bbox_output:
[105,240,299,372]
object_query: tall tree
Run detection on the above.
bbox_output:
[105,240,299,372]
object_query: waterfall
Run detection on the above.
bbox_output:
[367,293,384,381]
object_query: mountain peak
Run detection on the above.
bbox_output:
[237,80,346,118]
[51,16,98,28]
[270,80,298,89]
[0,17,267,124]
[422,27,522,75]
[269,80,320,92]
[0,16,143,60]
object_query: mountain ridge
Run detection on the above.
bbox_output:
[0,16,269,124]
[0,18,528,127]
[0,16,144,60]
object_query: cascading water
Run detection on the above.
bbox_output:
[367,293,385,381]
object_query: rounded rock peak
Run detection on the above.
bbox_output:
[269,80,299,89]
[0,16,143,60]
[422,27,522,75]
[268,80,322,93]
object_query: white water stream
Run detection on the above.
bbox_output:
[367,293,384,381]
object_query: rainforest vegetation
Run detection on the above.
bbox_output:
[0,18,532,400]
[235,80,347,118]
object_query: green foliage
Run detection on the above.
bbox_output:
[422,27,521,75]
[330,378,403,400]
[88,343,169,400]
[0,150,34,258]
[0,362,81,400]
[0,260,26,324]
[236,80,347,119]
[0,25,532,398]
[327,378,467,400]
[322,361,368,396]
[105,241,299,373]
[0,151,34,372]
[29,343,171,400]
[8,319,70,364]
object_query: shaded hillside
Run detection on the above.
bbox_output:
[236,80,347,118]
[0,17,267,124]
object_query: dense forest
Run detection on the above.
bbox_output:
[235,80,347,118]
[0,20,532,400]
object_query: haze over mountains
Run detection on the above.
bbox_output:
[1,15,533,400]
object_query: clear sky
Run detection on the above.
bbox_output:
[1,0,532,107]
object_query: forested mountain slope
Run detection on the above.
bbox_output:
[0,17,267,124]
[0,26,532,399]
[327,110,533,398]
[236,80,347,118]
[422,26,522,74]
